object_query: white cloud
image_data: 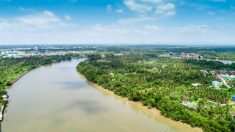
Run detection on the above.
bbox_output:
[174,24,209,34]
[65,15,72,21]
[118,16,156,24]
[142,0,162,4]
[145,24,160,30]
[124,0,176,17]
[15,10,62,29]
[18,6,34,12]
[0,18,14,30]
[0,10,73,31]
[107,5,124,14]
[208,11,215,15]
[116,9,123,13]
[107,5,112,12]
[0,10,234,45]
[1,21,234,45]
[156,3,176,17]
[124,0,153,13]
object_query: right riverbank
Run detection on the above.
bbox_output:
[76,54,235,132]
[78,72,202,132]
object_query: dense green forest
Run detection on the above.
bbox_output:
[201,52,235,61]
[77,52,235,132]
[0,55,76,106]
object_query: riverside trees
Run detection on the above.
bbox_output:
[77,52,235,132]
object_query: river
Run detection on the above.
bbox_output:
[1,59,200,132]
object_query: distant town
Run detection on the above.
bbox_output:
[0,46,94,58]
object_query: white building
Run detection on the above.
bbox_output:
[192,83,201,87]
[212,81,223,88]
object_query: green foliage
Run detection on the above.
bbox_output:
[186,60,235,70]
[202,52,235,61]
[78,52,235,132]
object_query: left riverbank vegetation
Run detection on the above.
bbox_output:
[0,54,79,108]
[77,49,235,132]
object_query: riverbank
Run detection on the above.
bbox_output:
[0,56,76,123]
[4,59,187,132]
[77,73,202,132]
[8,71,30,86]
[0,71,30,122]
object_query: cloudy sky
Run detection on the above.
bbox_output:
[0,0,235,45]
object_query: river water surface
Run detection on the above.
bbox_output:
[1,59,199,132]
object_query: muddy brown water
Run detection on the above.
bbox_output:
[1,59,201,132]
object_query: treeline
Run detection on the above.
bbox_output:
[185,60,235,70]
[77,53,235,132]
[201,52,235,61]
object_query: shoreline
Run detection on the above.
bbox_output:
[8,71,31,86]
[0,60,67,123]
[78,73,202,132]
[0,70,30,122]
[0,59,73,123]
[0,59,202,131]
[0,58,75,123]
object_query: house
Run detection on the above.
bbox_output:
[229,75,235,81]
[200,70,208,76]
[180,52,200,60]
[159,53,170,57]
[212,81,223,88]
[192,83,201,87]
[215,70,228,75]
[219,75,235,81]
[230,71,235,75]
[114,53,123,56]
[200,70,208,74]
[232,95,235,101]
[181,101,197,109]
[220,74,229,80]
[162,65,167,68]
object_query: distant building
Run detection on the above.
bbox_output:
[114,53,123,56]
[181,101,197,109]
[214,70,228,75]
[101,54,105,58]
[159,53,170,57]
[212,81,223,88]
[232,95,235,101]
[220,74,235,81]
[200,70,208,76]
[180,52,200,60]
[192,83,201,87]
[198,55,204,60]
[231,71,235,75]
[229,75,235,80]
[200,70,208,74]
[220,74,229,80]
[162,65,167,68]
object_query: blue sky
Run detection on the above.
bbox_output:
[0,0,235,45]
